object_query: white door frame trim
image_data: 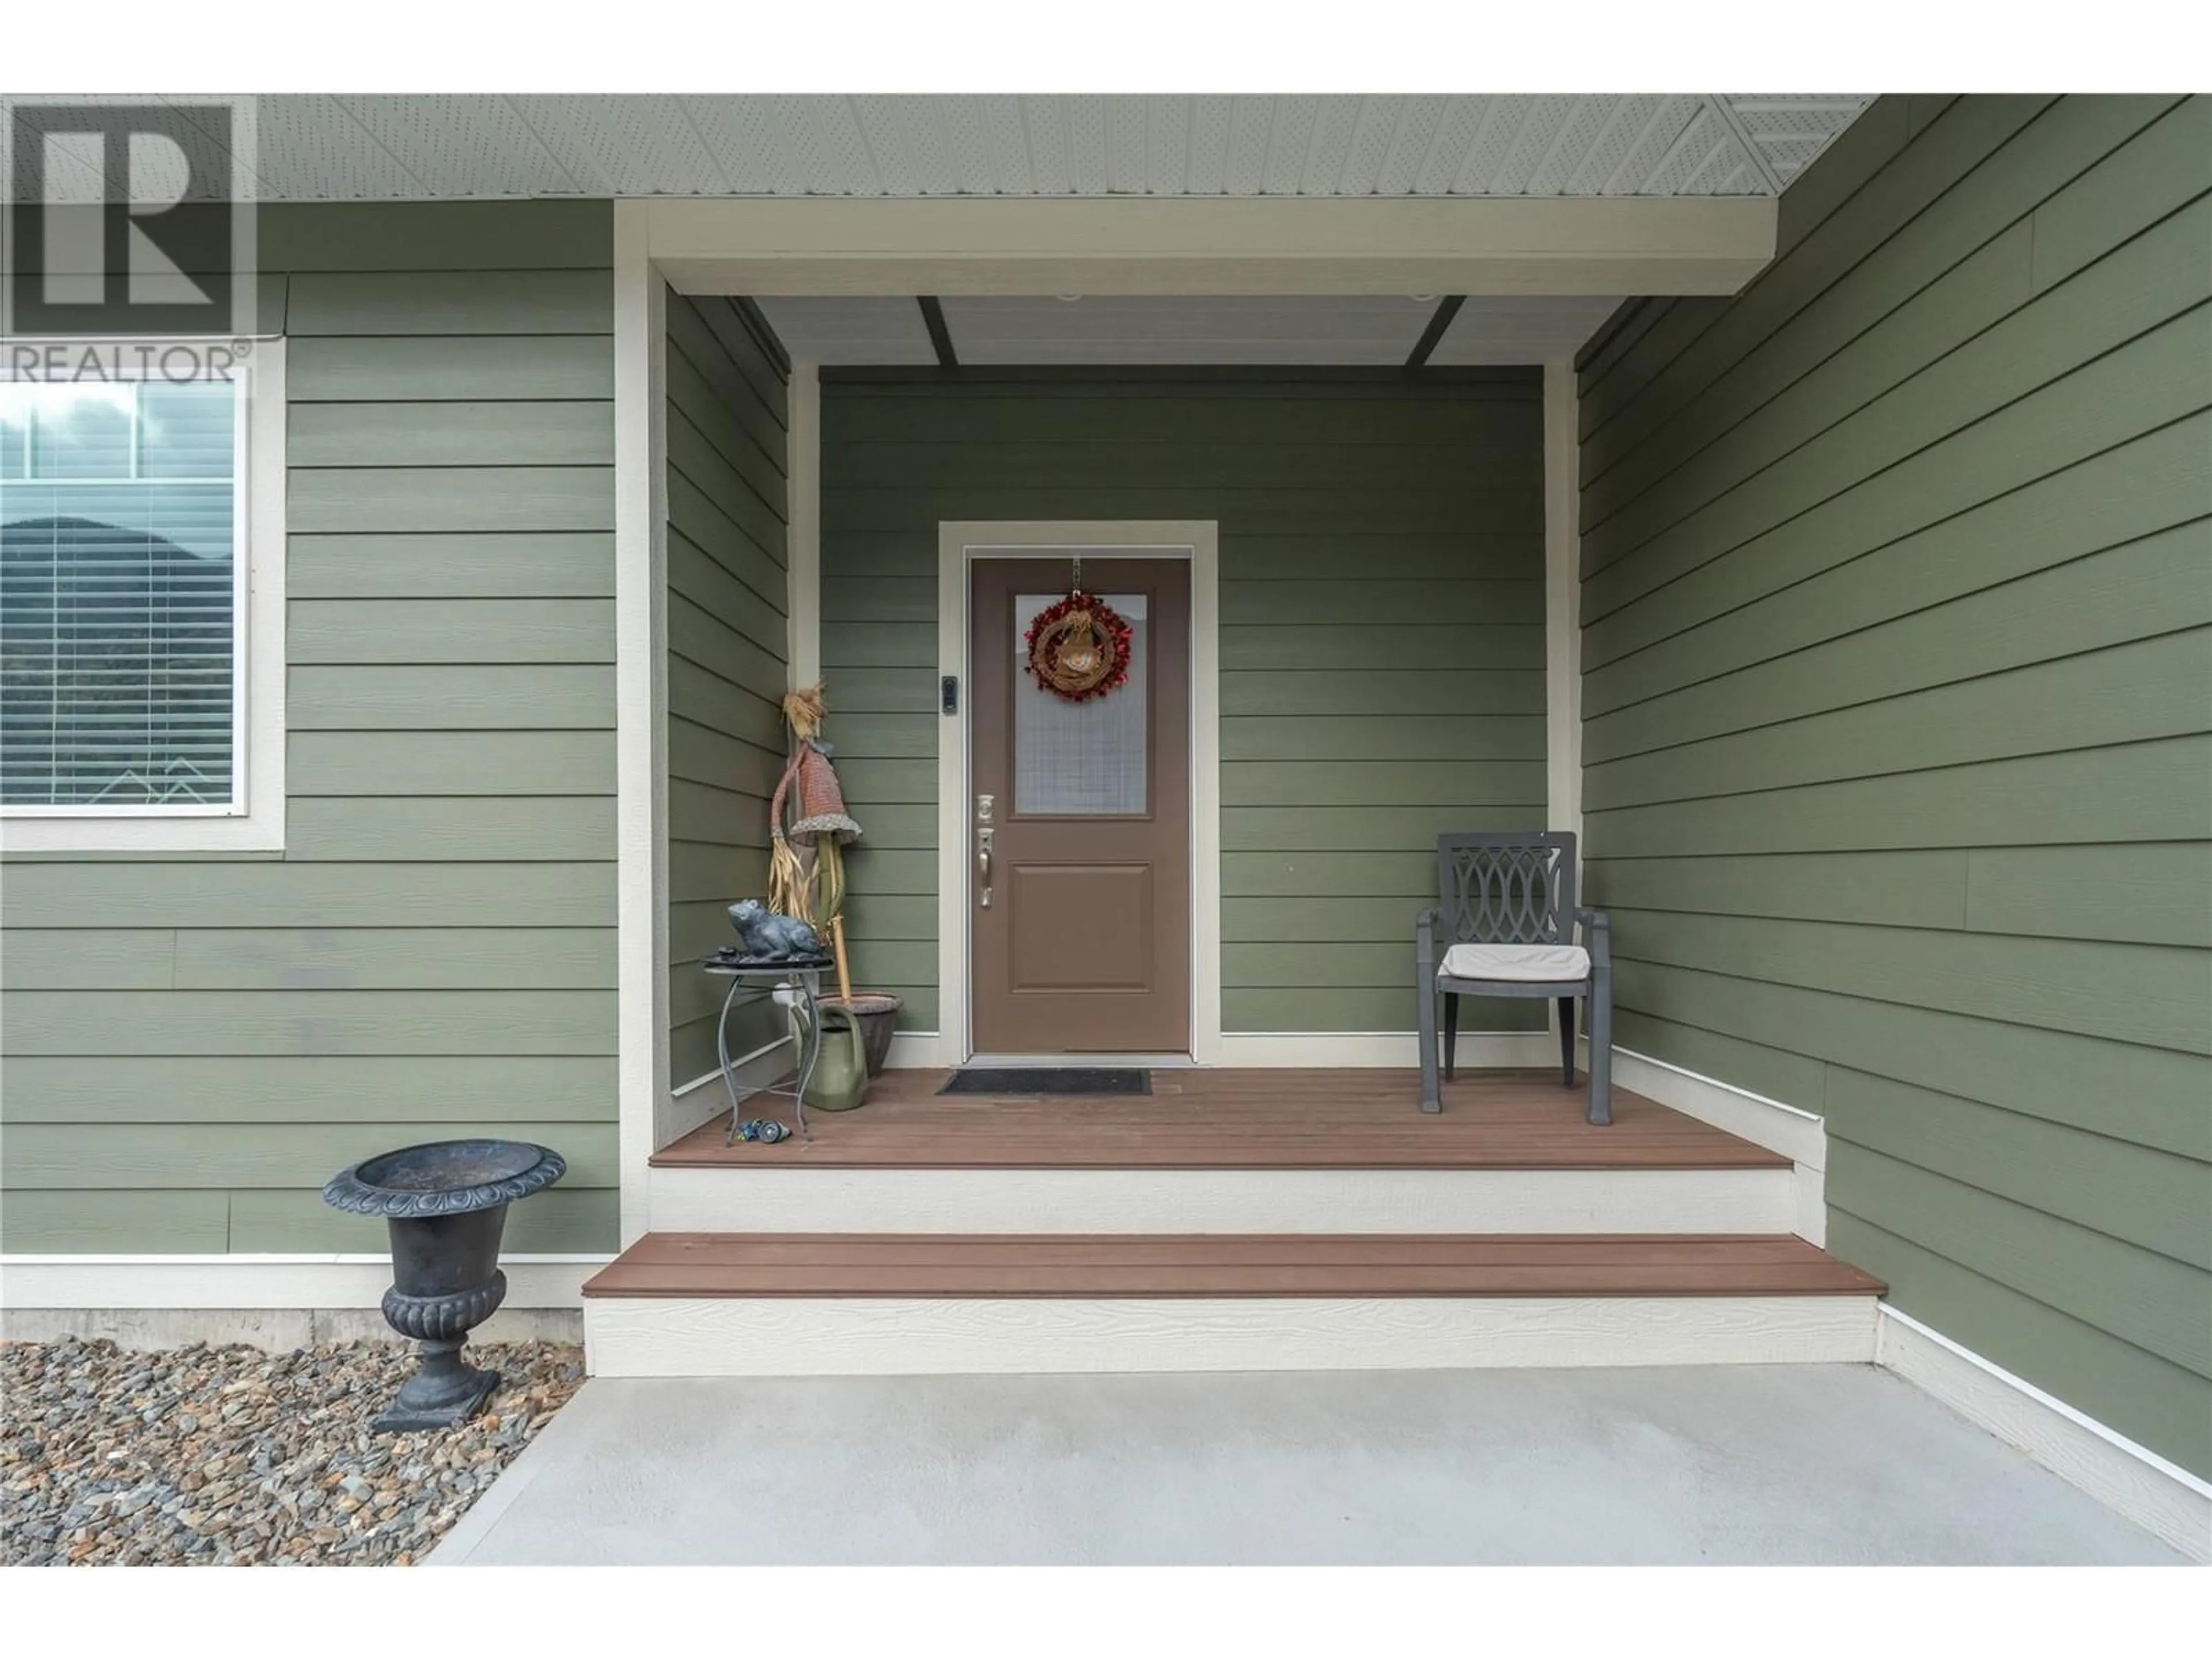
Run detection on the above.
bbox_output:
[929,521,1221,1069]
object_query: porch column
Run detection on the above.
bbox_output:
[613,199,671,1249]
[1543,359,1585,1060]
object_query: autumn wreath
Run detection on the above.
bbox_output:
[1024,589,1133,702]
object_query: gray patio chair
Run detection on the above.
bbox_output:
[1415,831,1612,1124]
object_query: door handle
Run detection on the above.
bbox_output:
[977,828,994,908]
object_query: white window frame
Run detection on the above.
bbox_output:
[0,336,286,853]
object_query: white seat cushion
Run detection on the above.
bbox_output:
[1439,942,1590,983]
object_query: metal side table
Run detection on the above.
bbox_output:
[704,959,832,1143]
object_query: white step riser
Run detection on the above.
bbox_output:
[646,1166,1796,1235]
[586,1294,1881,1377]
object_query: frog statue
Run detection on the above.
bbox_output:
[727,899,827,964]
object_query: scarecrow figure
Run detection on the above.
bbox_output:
[767,682,862,1003]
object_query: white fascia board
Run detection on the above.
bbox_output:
[646,196,1775,298]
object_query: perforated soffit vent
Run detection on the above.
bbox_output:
[10,93,1874,202]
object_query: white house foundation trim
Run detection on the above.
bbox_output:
[1590,1043,1828,1245]
[585,1291,1878,1378]
[0,1255,605,1309]
[0,1254,610,1349]
[1877,1306,2212,1563]
[644,1165,1796,1237]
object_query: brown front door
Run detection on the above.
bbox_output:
[969,557,1192,1055]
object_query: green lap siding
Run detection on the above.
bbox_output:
[820,370,1548,1034]
[0,201,620,1256]
[662,296,790,1082]
[1578,96,2212,1475]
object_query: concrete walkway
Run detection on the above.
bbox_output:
[432,1364,2184,1565]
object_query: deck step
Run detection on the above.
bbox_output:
[645,1068,1802,1236]
[586,1232,1880,1298]
[582,1233,1884,1377]
[650,1068,1786,1170]
[645,1163,1800,1234]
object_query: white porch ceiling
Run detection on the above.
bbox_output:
[754,293,1626,367]
[15,94,1872,201]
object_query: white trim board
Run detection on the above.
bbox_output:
[785,357,821,683]
[665,1033,797,1143]
[643,195,1776,297]
[1541,361,1586,1103]
[1541,360,1584,877]
[935,522,1221,1068]
[1878,1306,2212,1563]
[586,1292,1877,1377]
[0,1255,606,1310]
[1592,1042,1827,1245]
[885,1030,963,1070]
[613,198,671,1248]
[645,1164,1795,1237]
[882,1031,1554,1071]
[671,1033,796,1099]
[1216,1031,1550,1069]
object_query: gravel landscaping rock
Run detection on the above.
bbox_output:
[2,1336,584,1566]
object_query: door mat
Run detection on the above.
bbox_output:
[941,1067,1152,1096]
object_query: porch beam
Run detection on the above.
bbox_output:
[916,295,958,366]
[647,196,1775,298]
[1404,294,1465,368]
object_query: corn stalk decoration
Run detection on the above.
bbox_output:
[768,682,861,1003]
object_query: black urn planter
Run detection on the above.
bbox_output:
[322,1139,565,1434]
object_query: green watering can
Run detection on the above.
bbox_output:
[802,1003,870,1112]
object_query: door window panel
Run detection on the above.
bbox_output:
[1013,592,1147,816]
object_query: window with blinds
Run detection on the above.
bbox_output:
[0,377,243,810]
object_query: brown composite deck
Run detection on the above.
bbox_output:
[584,1232,1884,1299]
[651,1066,1786,1171]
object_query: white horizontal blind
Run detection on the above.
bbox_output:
[0,379,241,809]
